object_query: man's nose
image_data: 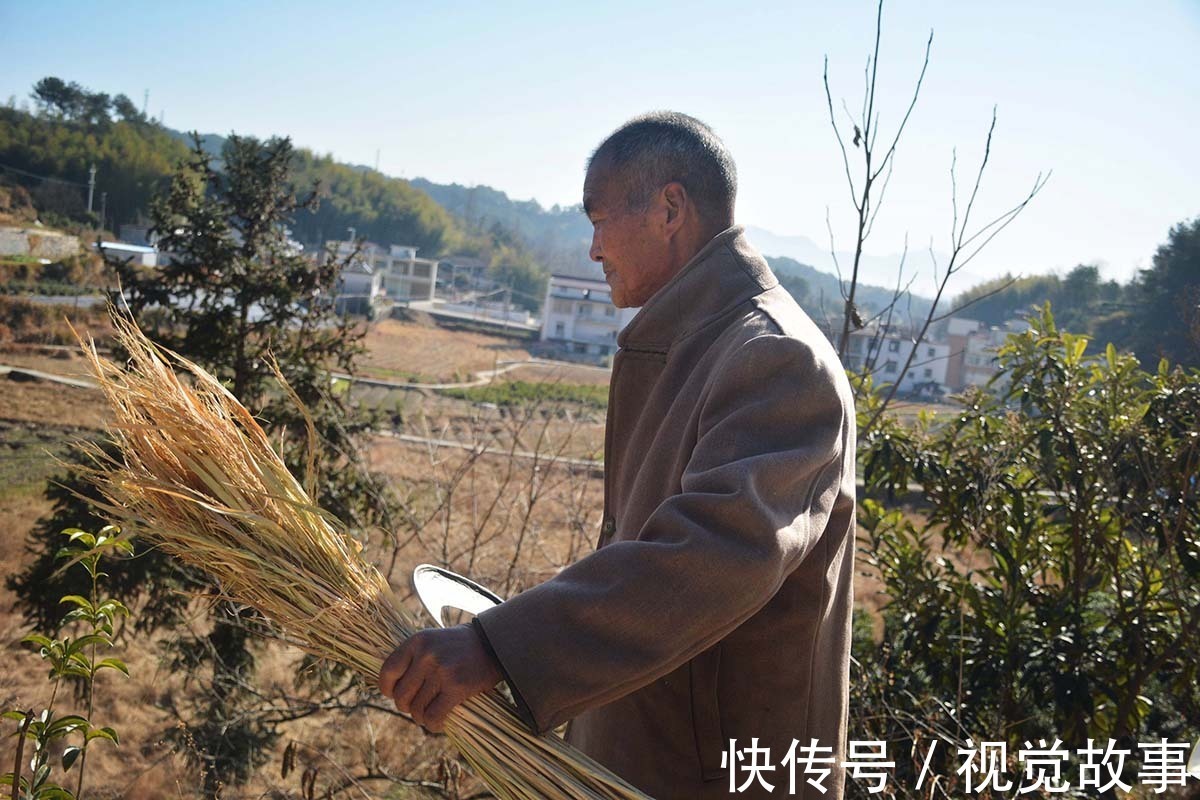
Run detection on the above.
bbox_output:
[589,232,602,263]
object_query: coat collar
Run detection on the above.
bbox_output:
[616,226,778,352]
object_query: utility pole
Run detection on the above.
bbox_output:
[142,89,149,116]
[100,192,107,232]
[87,164,96,213]
[374,149,380,173]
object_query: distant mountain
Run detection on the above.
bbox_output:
[746,225,926,291]
[765,255,934,326]
[744,224,997,307]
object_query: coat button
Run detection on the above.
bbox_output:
[601,517,616,537]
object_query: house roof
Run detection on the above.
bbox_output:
[98,241,156,254]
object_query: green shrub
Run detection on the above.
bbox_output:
[2,526,131,800]
[850,305,1200,795]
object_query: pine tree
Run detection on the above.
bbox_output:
[11,133,400,795]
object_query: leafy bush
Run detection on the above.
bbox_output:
[2,527,131,800]
[850,305,1200,795]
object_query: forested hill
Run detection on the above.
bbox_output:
[162,134,478,256]
[765,255,934,323]
[0,83,536,276]
[409,178,595,275]
[161,132,526,259]
[3,75,937,318]
[10,76,1196,366]
[948,233,1200,369]
[0,104,190,231]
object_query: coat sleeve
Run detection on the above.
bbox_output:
[473,332,851,734]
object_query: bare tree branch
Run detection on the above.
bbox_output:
[871,28,934,182]
[931,275,1020,323]
[824,56,860,211]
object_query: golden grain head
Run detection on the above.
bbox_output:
[79,309,651,800]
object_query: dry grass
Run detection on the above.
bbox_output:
[504,362,612,387]
[0,310,956,798]
[77,313,648,799]
[0,438,201,800]
[0,297,115,347]
[0,375,107,428]
[0,345,99,380]
[0,321,600,798]
[359,319,531,383]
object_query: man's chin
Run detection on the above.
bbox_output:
[604,278,626,308]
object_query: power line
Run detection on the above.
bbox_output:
[0,160,90,188]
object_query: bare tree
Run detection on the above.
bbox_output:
[825,0,1050,432]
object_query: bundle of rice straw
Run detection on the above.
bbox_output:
[79,313,651,800]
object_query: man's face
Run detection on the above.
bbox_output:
[583,164,672,309]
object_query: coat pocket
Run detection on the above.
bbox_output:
[689,644,725,781]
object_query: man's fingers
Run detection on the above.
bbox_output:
[377,626,500,732]
[378,644,413,699]
[409,676,442,728]
[423,691,461,734]
[388,651,430,715]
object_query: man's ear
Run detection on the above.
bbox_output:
[661,182,689,237]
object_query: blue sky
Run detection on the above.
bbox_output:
[2,0,1197,293]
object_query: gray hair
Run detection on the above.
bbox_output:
[588,111,737,229]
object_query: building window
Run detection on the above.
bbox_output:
[605,306,616,317]
[884,360,897,374]
[887,340,900,353]
[927,346,936,357]
[554,322,565,338]
[553,300,571,314]
[924,368,933,378]
[578,303,592,317]
[413,263,431,278]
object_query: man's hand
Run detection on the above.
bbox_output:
[378,623,503,733]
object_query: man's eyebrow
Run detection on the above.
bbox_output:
[582,195,594,216]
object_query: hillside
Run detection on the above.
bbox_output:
[2,75,941,320]
[0,91,533,272]
[766,254,934,323]
[410,177,597,276]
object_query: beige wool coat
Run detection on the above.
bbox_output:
[475,227,857,799]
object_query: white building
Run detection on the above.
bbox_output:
[326,241,439,302]
[843,326,951,397]
[334,260,386,318]
[97,240,157,267]
[942,317,1031,393]
[540,274,637,361]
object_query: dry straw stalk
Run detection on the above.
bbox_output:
[80,312,651,800]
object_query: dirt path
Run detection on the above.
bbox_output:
[0,364,98,389]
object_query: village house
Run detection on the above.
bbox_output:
[539,274,637,362]
[326,240,439,302]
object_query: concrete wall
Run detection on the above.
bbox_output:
[0,227,82,260]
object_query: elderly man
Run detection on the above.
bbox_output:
[380,112,856,800]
